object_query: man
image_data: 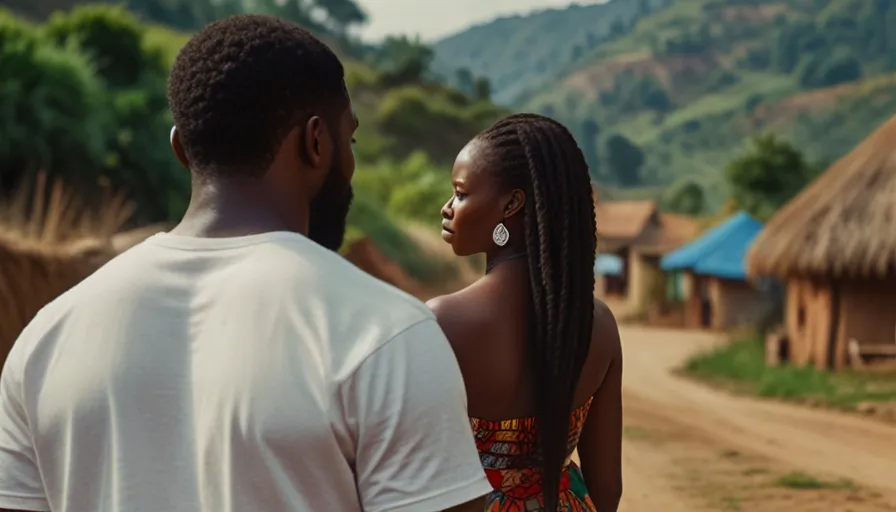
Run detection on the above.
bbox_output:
[0,14,490,512]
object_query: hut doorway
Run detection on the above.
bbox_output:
[699,279,713,328]
[826,283,840,369]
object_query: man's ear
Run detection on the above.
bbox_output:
[170,126,189,170]
[503,189,526,218]
[302,116,326,169]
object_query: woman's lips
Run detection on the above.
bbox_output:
[441,224,454,241]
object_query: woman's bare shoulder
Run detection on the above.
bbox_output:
[426,287,490,342]
[591,299,622,361]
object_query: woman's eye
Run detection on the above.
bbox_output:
[455,191,467,200]
[350,137,357,144]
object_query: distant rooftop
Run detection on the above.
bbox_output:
[661,211,764,281]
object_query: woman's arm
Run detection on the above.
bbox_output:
[577,303,623,511]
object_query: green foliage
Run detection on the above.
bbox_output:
[125,0,367,39]
[374,35,433,87]
[0,11,107,191]
[432,0,670,103]
[473,77,491,102]
[27,5,186,222]
[376,85,503,163]
[345,191,454,283]
[505,0,896,202]
[352,151,450,226]
[579,119,601,178]
[599,71,672,113]
[663,179,705,215]
[724,133,812,221]
[44,4,162,87]
[684,337,896,408]
[1,3,503,283]
[602,134,644,187]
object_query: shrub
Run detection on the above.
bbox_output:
[0,12,107,192]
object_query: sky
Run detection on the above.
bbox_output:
[354,0,606,42]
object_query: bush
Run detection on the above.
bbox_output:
[377,86,499,162]
[346,192,453,283]
[0,13,107,192]
[44,4,164,88]
[353,151,451,226]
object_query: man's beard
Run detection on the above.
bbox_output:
[308,162,354,251]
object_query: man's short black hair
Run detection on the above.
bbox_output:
[167,14,346,176]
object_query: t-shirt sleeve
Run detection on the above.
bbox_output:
[0,337,50,511]
[339,318,492,512]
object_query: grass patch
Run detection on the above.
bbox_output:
[720,495,742,511]
[622,425,649,439]
[775,472,858,491]
[742,467,768,476]
[683,338,896,409]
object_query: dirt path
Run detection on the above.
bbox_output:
[616,325,896,511]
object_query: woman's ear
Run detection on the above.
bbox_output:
[504,189,526,218]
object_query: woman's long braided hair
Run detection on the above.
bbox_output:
[474,113,597,511]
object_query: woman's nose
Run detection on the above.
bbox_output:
[441,197,454,219]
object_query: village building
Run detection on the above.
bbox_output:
[747,115,896,369]
[593,198,699,313]
[661,211,768,330]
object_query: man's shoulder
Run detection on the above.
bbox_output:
[274,236,433,319]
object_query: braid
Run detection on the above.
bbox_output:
[475,114,597,511]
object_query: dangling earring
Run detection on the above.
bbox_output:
[493,222,510,247]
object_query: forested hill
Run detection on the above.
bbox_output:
[439,0,896,213]
[432,0,671,105]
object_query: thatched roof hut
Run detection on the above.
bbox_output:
[0,175,164,366]
[747,115,896,369]
[747,116,896,279]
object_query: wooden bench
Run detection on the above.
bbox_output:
[848,338,896,370]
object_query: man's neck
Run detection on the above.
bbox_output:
[171,176,307,238]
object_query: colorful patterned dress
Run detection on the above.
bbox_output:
[469,397,596,511]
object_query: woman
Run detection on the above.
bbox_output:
[428,114,623,512]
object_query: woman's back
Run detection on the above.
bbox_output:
[429,113,623,511]
[430,278,620,511]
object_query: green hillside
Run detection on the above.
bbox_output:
[438,0,896,212]
[432,0,671,104]
[0,2,506,284]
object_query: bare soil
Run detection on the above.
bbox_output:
[600,325,896,512]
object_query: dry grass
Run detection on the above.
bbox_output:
[747,114,896,279]
[0,174,162,366]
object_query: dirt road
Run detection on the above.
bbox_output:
[616,325,896,511]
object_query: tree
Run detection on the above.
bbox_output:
[454,67,474,96]
[473,77,491,101]
[376,35,434,86]
[45,4,160,87]
[603,134,644,187]
[0,15,107,194]
[664,180,705,215]
[314,0,367,34]
[725,133,813,221]
[579,119,600,179]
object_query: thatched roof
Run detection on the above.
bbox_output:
[0,174,163,366]
[747,115,896,279]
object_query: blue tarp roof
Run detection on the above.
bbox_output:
[660,211,763,280]
[594,253,623,276]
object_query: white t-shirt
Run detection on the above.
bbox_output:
[0,232,490,512]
